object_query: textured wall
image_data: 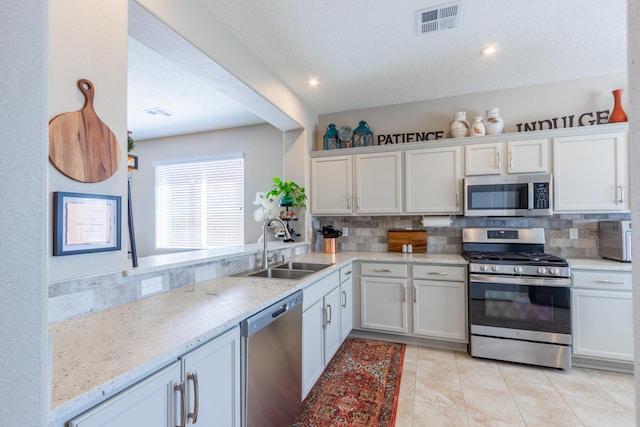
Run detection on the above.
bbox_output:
[626,0,640,418]
[0,2,48,426]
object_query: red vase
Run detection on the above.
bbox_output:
[609,89,627,123]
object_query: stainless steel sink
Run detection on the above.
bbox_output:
[273,262,333,272]
[246,268,314,280]
[232,261,333,280]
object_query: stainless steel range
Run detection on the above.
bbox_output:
[463,228,572,369]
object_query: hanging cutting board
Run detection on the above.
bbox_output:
[388,229,427,253]
[49,79,120,183]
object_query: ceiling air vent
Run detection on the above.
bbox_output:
[144,107,174,117]
[416,1,461,35]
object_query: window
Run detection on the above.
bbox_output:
[155,154,244,249]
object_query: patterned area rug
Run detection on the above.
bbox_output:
[292,337,406,427]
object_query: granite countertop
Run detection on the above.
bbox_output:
[567,258,632,271]
[48,250,466,424]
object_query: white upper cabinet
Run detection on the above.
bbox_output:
[311,156,353,215]
[355,152,402,214]
[311,152,402,215]
[465,139,549,176]
[405,146,462,214]
[553,132,629,212]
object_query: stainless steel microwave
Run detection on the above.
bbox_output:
[464,174,553,217]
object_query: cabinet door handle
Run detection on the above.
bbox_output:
[187,371,199,424]
[618,185,624,204]
[357,195,361,209]
[374,268,392,272]
[402,285,406,302]
[327,304,332,325]
[344,270,352,276]
[456,190,460,208]
[175,382,187,427]
[509,150,513,170]
[347,195,352,209]
[497,151,502,171]
[427,272,448,276]
[596,279,627,285]
[413,284,416,303]
[342,290,347,308]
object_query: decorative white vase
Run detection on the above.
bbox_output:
[484,108,504,135]
[449,111,469,138]
[470,116,485,137]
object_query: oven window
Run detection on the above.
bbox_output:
[467,184,528,211]
[485,290,553,322]
[470,283,570,334]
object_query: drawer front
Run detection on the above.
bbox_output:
[413,264,466,282]
[340,264,353,283]
[303,271,339,311]
[360,262,408,278]
[572,270,632,291]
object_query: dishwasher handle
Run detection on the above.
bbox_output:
[271,305,287,318]
[241,290,303,337]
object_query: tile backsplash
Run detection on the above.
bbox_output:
[312,213,631,259]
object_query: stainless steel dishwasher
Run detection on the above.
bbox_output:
[241,290,303,427]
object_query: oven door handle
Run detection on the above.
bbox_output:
[469,273,571,287]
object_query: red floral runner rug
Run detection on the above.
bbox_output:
[293,337,406,427]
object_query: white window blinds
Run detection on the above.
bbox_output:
[155,155,244,249]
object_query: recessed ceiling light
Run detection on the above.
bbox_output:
[308,78,319,87]
[480,45,499,56]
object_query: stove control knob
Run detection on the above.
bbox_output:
[550,268,559,275]
[514,266,524,273]
[481,265,490,272]
[537,267,548,275]
[491,265,500,272]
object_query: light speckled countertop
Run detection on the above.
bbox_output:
[567,258,632,271]
[48,251,466,425]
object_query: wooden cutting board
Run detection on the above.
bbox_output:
[49,79,120,183]
[388,229,427,253]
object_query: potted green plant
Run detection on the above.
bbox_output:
[266,177,307,208]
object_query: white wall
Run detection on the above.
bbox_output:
[48,0,129,282]
[0,2,48,426]
[130,123,285,256]
[319,73,627,151]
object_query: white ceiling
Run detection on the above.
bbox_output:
[127,0,627,141]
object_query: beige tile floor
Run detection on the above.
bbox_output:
[395,345,636,427]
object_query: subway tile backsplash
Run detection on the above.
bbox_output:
[312,213,630,259]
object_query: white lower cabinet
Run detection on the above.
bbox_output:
[360,263,409,334]
[69,326,241,427]
[302,271,343,398]
[339,264,354,342]
[180,326,241,426]
[69,362,181,427]
[413,265,467,342]
[359,262,468,344]
[571,269,633,363]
